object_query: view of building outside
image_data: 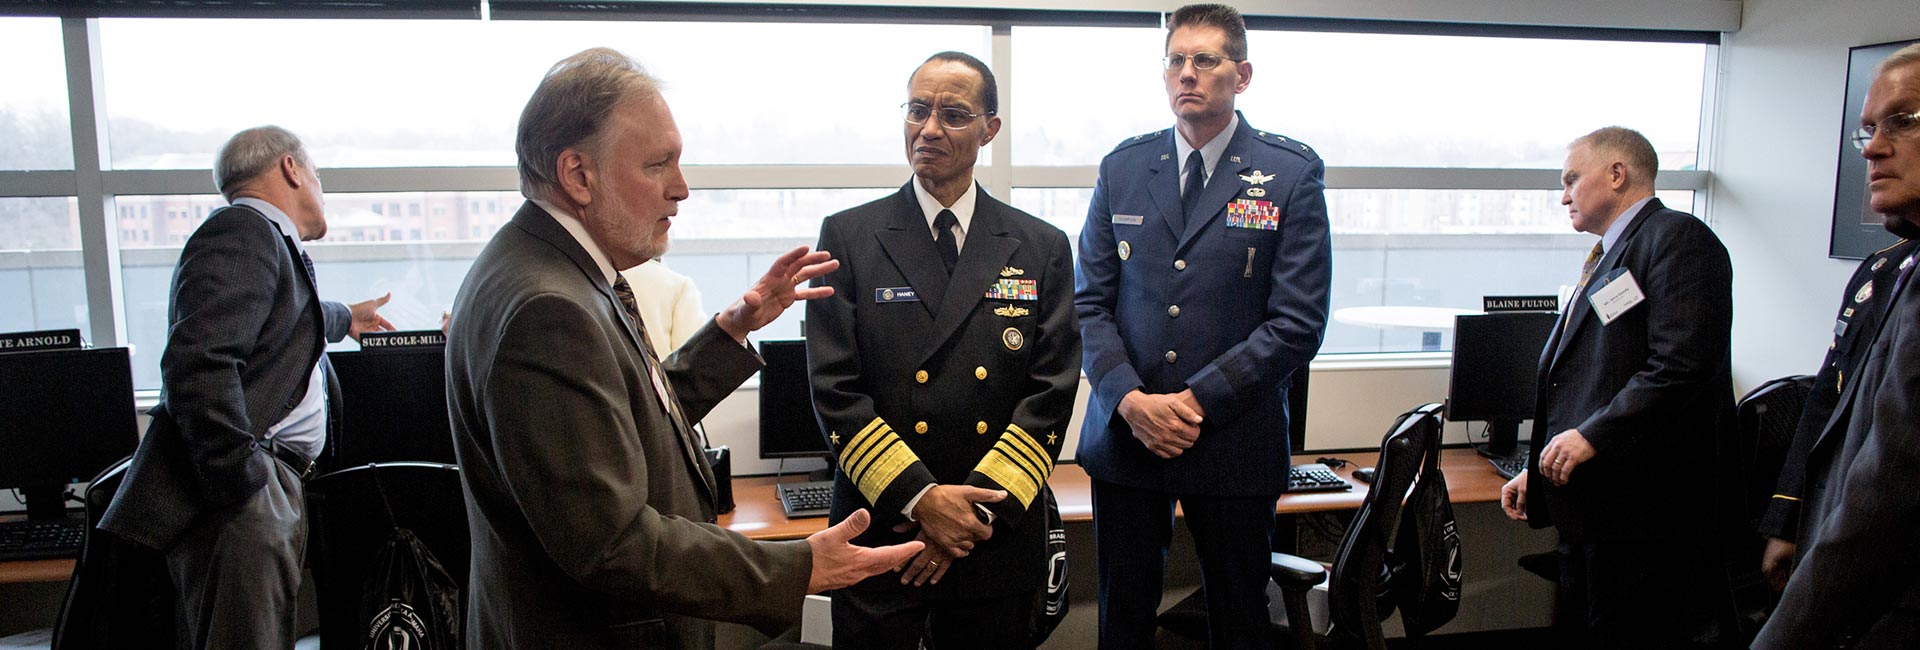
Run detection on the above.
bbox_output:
[0,16,1710,387]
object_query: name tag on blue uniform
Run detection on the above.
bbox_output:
[875,287,920,303]
[1112,214,1145,225]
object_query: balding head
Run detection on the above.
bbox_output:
[516,47,664,203]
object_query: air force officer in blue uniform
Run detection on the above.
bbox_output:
[1074,4,1331,648]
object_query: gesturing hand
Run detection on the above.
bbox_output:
[716,246,838,342]
[806,509,925,593]
[347,293,396,341]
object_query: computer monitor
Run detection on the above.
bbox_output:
[757,340,832,469]
[1287,365,1311,454]
[329,347,457,467]
[0,347,139,520]
[1446,312,1558,457]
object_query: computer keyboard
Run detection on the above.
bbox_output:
[777,481,834,519]
[1487,454,1528,480]
[1287,463,1352,493]
[0,517,87,561]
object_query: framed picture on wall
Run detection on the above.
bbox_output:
[1830,37,1920,260]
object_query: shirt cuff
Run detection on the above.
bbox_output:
[902,483,937,519]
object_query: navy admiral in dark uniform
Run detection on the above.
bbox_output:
[1757,237,1913,591]
[807,51,1081,650]
[1074,5,1331,648]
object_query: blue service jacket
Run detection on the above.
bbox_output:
[1074,113,1331,497]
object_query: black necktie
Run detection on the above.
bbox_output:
[299,250,317,286]
[934,209,960,276]
[1180,150,1206,231]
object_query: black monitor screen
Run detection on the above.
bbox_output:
[0,348,138,488]
[330,347,457,466]
[1287,365,1310,454]
[1446,312,1557,424]
[758,340,830,460]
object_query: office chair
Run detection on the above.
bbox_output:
[1270,402,1446,650]
[306,462,469,649]
[52,456,174,650]
[1726,375,1813,639]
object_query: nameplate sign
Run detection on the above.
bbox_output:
[1482,295,1561,313]
[0,329,84,354]
[358,330,446,350]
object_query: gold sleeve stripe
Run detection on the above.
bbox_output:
[979,445,1043,508]
[853,439,919,504]
[841,425,894,479]
[1003,426,1054,474]
[993,441,1046,485]
[857,416,888,439]
[1772,494,1800,502]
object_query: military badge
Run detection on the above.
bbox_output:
[1904,255,1916,271]
[1000,266,1025,277]
[985,278,1038,301]
[1856,282,1873,304]
[1246,187,1267,198]
[1226,199,1281,230]
[1118,240,1132,260]
[994,305,1031,318]
[876,287,920,303]
[1239,170,1274,185]
[1873,258,1888,271]
[1002,327,1025,351]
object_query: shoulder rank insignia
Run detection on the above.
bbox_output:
[994,305,1031,318]
[1000,266,1025,277]
[1240,170,1274,185]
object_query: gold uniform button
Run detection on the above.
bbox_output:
[915,421,929,434]
[915,370,929,384]
[1168,305,1181,318]
[976,421,989,434]
[1174,259,1187,271]
[975,366,988,380]
[1165,350,1178,364]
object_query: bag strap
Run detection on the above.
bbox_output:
[368,464,401,532]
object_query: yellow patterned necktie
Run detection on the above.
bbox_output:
[1565,242,1603,328]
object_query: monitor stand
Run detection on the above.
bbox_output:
[20,484,68,521]
[1477,419,1524,459]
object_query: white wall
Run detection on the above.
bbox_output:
[1712,0,1920,391]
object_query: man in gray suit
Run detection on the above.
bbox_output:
[1758,43,1920,649]
[99,126,395,649]
[446,48,922,649]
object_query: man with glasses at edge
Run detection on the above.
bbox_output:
[1759,42,1920,649]
[807,51,1080,649]
[1075,4,1330,648]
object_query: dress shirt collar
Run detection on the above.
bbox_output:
[1601,195,1654,254]
[911,174,978,245]
[532,198,617,284]
[1175,112,1239,186]
[233,197,304,253]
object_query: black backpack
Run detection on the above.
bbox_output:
[1386,424,1462,637]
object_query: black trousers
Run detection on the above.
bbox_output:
[1091,478,1279,650]
[832,578,1036,649]
[165,457,307,650]
[1555,532,1728,650]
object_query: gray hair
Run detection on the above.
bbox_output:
[213,126,311,201]
[1572,126,1659,188]
[1877,42,1920,77]
[516,47,663,201]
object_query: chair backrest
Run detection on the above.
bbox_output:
[53,455,173,650]
[1735,375,1813,526]
[1327,402,1444,650]
[307,462,468,650]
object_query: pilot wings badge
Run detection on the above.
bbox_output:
[1239,170,1275,185]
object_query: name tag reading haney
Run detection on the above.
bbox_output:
[1588,270,1645,325]
[875,287,920,303]
[1113,214,1145,226]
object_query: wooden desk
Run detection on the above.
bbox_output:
[0,449,1506,581]
[721,447,1506,540]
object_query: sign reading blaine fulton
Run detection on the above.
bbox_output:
[1482,295,1561,313]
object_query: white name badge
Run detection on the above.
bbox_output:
[1113,214,1145,226]
[1589,270,1646,325]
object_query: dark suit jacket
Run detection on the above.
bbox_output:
[100,204,350,551]
[1075,114,1331,497]
[446,202,810,649]
[1759,239,1913,542]
[1758,247,1920,649]
[806,183,1080,598]
[1526,200,1734,542]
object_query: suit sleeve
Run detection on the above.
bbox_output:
[485,292,809,632]
[806,215,937,525]
[967,229,1082,527]
[1184,157,1331,423]
[159,212,288,508]
[660,320,762,425]
[1575,218,1733,455]
[1076,157,1145,422]
[320,300,351,343]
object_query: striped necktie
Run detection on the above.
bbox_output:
[1564,242,1603,327]
[611,275,709,450]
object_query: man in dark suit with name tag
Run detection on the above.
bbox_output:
[99,126,395,649]
[807,51,1081,649]
[1500,126,1733,649]
[447,48,921,650]
[1759,43,1920,649]
[1074,5,1332,648]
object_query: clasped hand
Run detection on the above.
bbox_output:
[1119,389,1204,459]
[892,485,1006,586]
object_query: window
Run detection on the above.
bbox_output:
[0,18,74,171]
[0,198,89,336]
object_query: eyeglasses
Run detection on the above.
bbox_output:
[1163,51,1234,72]
[903,102,991,130]
[1852,110,1920,151]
